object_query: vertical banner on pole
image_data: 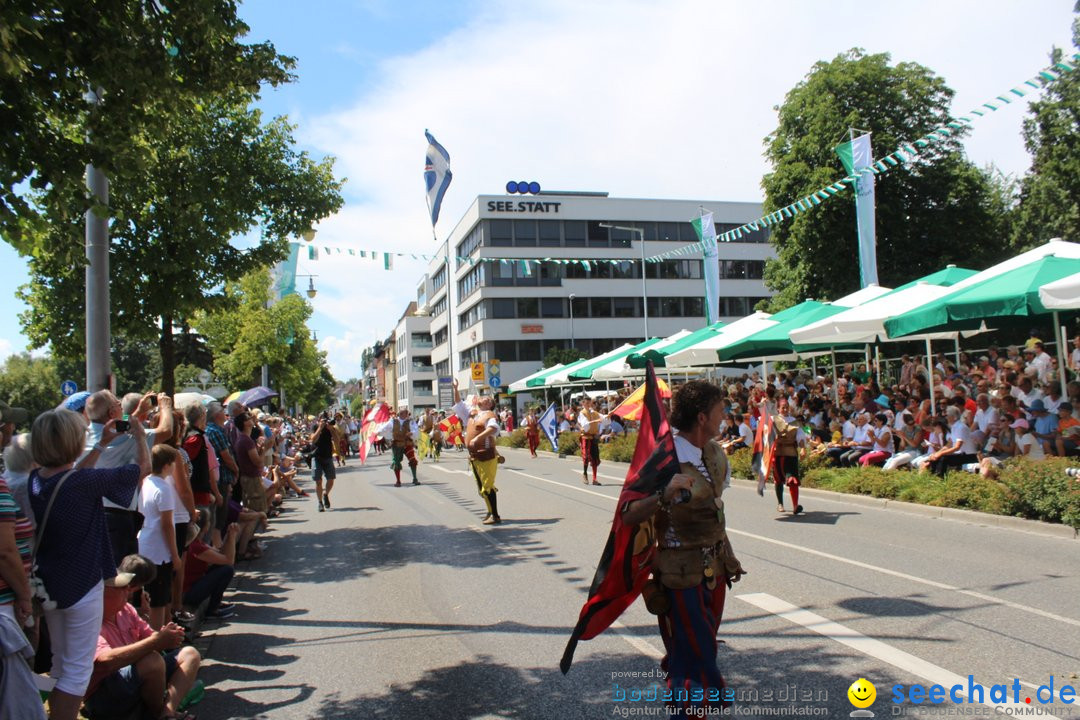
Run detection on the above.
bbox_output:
[835,133,878,288]
[269,242,300,306]
[692,211,721,325]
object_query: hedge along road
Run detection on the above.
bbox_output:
[196,446,1080,719]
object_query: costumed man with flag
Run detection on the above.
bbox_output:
[524,407,540,458]
[452,380,503,525]
[561,369,745,716]
[377,409,421,487]
[578,396,603,485]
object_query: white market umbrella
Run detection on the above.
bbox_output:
[1038,271,1080,309]
[665,312,775,368]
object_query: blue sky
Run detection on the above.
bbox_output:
[0,0,1075,380]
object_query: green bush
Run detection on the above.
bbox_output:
[997,457,1080,529]
[599,433,638,463]
[496,429,528,449]
[728,447,753,479]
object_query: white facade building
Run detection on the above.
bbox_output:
[420,191,774,402]
[393,303,437,411]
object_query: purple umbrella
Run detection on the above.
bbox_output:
[238,386,278,408]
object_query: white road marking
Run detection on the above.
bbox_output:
[738,592,1049,715]
[496,464,1080,629]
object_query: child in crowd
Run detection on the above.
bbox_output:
[138,445,184,630]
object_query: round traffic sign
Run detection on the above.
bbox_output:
[489,376,502,389]
[61,380,78,397]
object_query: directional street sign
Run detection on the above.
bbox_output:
[61,380,78,397]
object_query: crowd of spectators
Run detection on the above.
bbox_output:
[0,387,335,720]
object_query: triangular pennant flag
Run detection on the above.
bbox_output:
[384,253,394,270]
[308,246,318,260]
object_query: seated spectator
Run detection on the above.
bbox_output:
[1052,402,1080,457]
[1028,399,1057,455]
[1014,418,1045,460]
[182,518,239,620]
[859,414,894,467]
[883,414,924,471]
[84,558,201,720]
[29,409,149,720]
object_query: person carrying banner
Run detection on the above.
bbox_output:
[377,409,420,487]
[453,381,502,525]
[524,407,540,458]
[771,399,805,515]
[600,379,744,714]
[578,396,603,485]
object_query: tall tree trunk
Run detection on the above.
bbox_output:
[160,314,175,397]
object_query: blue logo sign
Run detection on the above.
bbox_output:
[505,181,541,195]
[61,380,78,397]
[489,375,502,389]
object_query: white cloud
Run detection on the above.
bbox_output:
[320,329,379,381]
[0,338,13,364]
[297,0,1075,375]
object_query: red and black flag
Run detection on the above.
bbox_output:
[560,361,679,674]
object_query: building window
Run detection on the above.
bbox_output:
[609,260,638,280]
[541,298,564,318]
[726,297,748,316]
[516,297,539,318]
[571,296,588,319]
[489,260,514,287]
[613,297,639,318]
[516,261,538,287]
[458,264,484,299]
[435,360,449,376]
[657,222,680,241]
[492,340,518,362]
[539,261,562,286]
[539,220,561,247]
[564,220,586,247]
[684,297,705,317]
[513,220,537,247]
[489,220,513,247]
[519,340,542,361]
[431,295,448,319]
[459,301,486,329]
[432,264,447,291]
[587,221,609,248]
[433,327,448,346]
[565,262,588,279]
[491,298,515,319]
[609,226,634,249]
[456,227,483,268]
[591,297,612,317]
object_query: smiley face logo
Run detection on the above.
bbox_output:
[848,678,876,708]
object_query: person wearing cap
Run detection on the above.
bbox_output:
[1052,402,1080,457]
[1025,398,1057,455]
[0,400,29,460]
[60,390,92,426]
[1013,417,1045,460]
[85,556,201,720]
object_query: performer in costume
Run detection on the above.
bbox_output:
[332,412,348,466]
[446,413,464,451]
[771,398,805,515]
[430,414,445,462]
[377,409,420,486]
[418,410,434,460]
[453,380,502,525]
[524,407,540,458]
[621,381,745,715]
[578,396,603,485]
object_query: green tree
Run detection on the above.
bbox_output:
[761,50,1013,310]
[0,0,294,245]
[1013,9,1080,247]
[18,100,344,393]
[543,346,589,369]
[0,353,60,427]
[192,268,334,412]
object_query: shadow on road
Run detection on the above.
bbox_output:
[774,510,860,525]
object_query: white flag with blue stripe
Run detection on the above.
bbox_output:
[424,130,453,227]
[539,402,559,452]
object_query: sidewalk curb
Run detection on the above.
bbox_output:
[498,445,1079,541]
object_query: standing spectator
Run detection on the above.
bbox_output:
[308,415,337,510]
[181,404,220,543]
[29,409,148,720]
[205,403,239,542]
[234,414,268,514]
[0,400,29,462]
[84,391,173,563]
[138,446,183,631]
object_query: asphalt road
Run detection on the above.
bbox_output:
[197,446,1080,720]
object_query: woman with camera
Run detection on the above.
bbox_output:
[621,381,745,715]
[29,408,150,720]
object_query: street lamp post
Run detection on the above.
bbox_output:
[600,223,648,341]
[568,293,576,349]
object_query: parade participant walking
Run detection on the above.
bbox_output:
[524,407,540,458]
[578,396,603,485]
[620,380,745,715]
[453,381,501,524]
[308,414,337,511]
[378,409,420,486]
[770,399,805,515]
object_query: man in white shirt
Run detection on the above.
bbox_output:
[1025,342,1053,385]
[451,381,503,524]
[578,397,604,485]
[971,394,999,445]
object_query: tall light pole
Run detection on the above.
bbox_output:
[568,293,576,349]
[85,87,111,391]
[600,223,648,341]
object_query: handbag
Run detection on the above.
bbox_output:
[27,468,77,617]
